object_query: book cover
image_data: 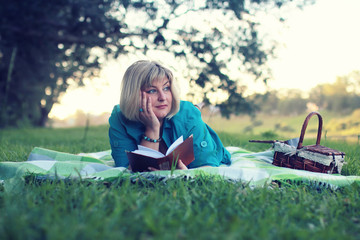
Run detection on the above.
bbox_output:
[127,135,194,172]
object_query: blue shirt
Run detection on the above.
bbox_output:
[108,101,231,168]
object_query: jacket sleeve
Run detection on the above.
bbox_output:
[182,103,230,168]
[108,110,137,167]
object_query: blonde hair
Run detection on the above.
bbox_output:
[120,60,180,121]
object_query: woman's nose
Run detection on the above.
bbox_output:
[158,90,166,100]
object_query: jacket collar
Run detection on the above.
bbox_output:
[120,113,144,141]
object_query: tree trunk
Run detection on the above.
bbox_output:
[38,100,53,127]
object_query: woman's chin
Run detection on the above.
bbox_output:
[155,112,169,121]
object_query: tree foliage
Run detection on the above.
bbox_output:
[308,71,360,114]
[250,90,308,116]
[0,0,123,127]
[251,71,360,116]
[0,0,312,127]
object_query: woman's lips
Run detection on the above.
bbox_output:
[156,105,168,109]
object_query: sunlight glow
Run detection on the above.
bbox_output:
[49,0,360,120]
[267,0,360,91]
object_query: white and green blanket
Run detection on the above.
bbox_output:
[1,146,360,188]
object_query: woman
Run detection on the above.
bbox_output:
[108,60,231,170]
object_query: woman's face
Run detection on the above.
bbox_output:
[142,77,173,121]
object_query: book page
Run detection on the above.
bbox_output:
[133,145,165,158]
[134,135,185,158]
[166,136,184,155]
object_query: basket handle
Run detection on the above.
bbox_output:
[297,112,323,149]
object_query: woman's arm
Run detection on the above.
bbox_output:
[108,108,138,168]
[182,102,231,168]
[139,92,161,151]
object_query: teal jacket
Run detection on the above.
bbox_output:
[108,101,231,168]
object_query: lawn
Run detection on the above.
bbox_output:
[204,111,360,142]
[0,125,360,239]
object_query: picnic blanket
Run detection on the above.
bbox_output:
[1,146,360,188]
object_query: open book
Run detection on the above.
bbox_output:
[126,135,194,172]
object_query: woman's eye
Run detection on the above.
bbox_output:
[164,86,170,91]
[147,89,156,94]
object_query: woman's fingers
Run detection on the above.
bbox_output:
[141,91,147,112]
[177,160,188,170]
[148,167,160,171]
[148,160,187,172]
[146,96,152,113]
[139,92,160,130]
[140,92,152,115]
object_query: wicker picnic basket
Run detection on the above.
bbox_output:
[272,112,345,174]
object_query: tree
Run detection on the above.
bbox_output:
[276,89,307,115]
[0,0,128,127]
[0,0,313,127]
[309,71,360,113]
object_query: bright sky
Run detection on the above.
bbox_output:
[49,0,360,120]
[267,0,360,91]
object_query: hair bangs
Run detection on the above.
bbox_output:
[142,64,172,89]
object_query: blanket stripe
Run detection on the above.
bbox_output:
[0,147,359,188]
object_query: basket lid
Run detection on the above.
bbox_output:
[302,145,345,156]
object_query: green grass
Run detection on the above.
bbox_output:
[205,111,360,142]
[1,126,360,239]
